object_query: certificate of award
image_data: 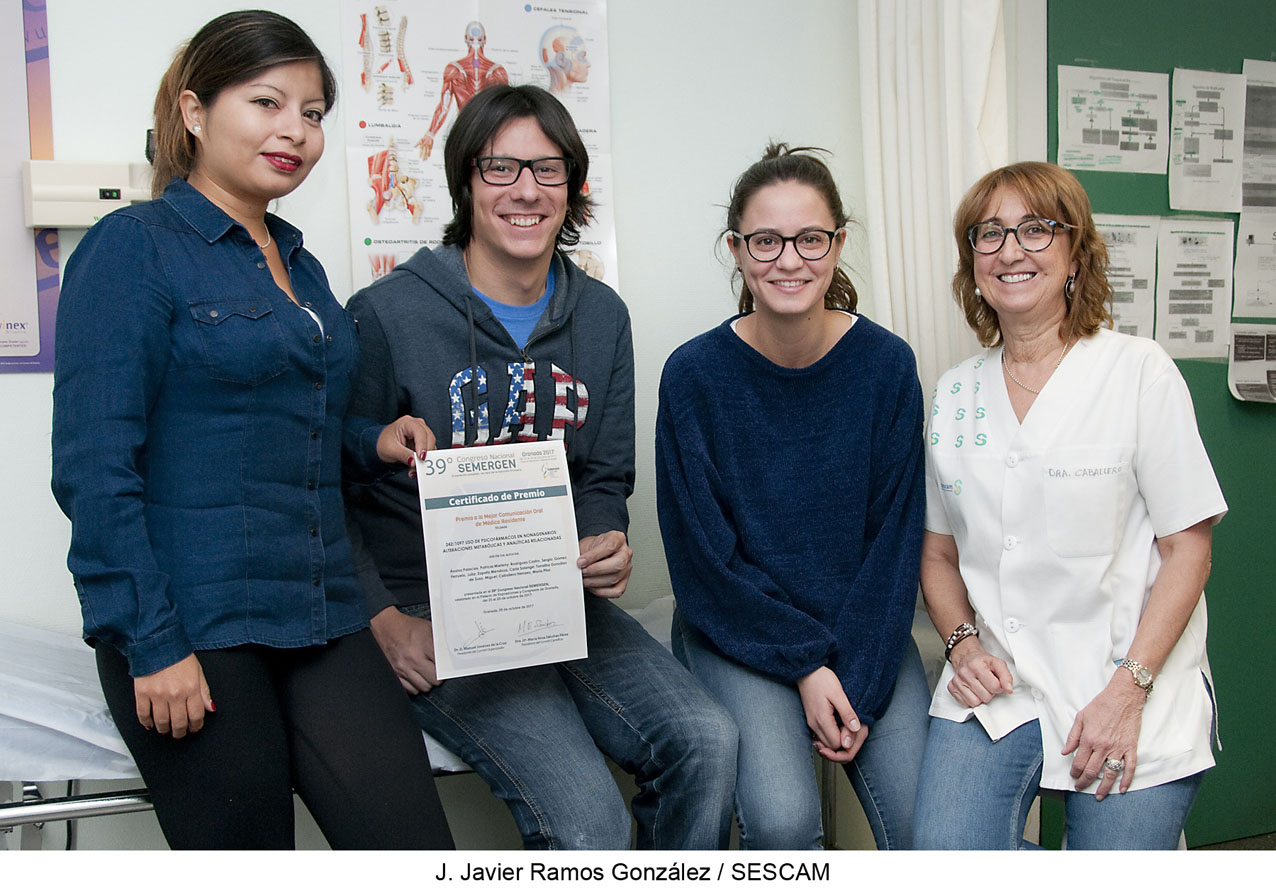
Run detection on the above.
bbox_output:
[416,440,586,679]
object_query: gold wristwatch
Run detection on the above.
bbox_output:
[1118,658,1153,696]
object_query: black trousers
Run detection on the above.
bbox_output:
[97,629,454,849]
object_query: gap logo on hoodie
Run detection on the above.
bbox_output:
[448,360,589,447]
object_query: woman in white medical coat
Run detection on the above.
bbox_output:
[912,162,1226,849]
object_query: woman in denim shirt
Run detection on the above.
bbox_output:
[50,11,452,849]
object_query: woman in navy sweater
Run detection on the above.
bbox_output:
[656,144,929,849]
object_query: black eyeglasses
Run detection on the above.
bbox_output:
[730,229,841,262]
[966,217,1073,254]
[473,156,573,187]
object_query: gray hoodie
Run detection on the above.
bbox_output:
[344,244,635,615]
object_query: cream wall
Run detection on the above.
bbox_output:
[3,0,876,850]
[0,0,873,634]
[4,0,1051,854]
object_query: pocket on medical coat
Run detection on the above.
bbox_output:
[1041,446,1134,557]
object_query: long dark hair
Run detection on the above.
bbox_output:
[151,10,336,197]
[442,84,592,249]
[724,143,858,314]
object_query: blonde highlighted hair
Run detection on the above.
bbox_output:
[952,161,1112,347]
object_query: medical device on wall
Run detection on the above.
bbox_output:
[21,161,152,228]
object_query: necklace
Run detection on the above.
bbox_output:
[255,230,272,250]
[1002,340,1071,395]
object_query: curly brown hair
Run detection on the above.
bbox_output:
[952,161,1112,347]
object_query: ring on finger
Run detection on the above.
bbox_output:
[1103,757,1125,774]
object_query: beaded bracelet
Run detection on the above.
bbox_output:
[944,622,979,662]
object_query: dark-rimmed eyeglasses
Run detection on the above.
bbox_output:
[473,156,573,187]
[966,217,1073,254]
[730,229,841,262]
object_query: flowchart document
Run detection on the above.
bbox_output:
[1169,69,1246,212]
[417,441,586,679]
[1056,66,1168,174]
[1155,218,1234,359]
[1094,214,1158,339]
[1227,325,1276,403]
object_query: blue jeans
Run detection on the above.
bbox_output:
[404,596,738,849]
[672,611,931,850]
[914,717,1205,849]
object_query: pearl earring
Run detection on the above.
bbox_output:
[974,286,982,297]
[192,124,201,134]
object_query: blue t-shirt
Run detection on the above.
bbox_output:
[473,264,555,349]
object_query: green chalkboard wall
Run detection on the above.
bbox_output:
[1047,0,1276,847]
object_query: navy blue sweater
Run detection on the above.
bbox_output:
[655,316,924,725]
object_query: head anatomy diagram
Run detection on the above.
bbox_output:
[540,26,589,93]
[464,20,486,52]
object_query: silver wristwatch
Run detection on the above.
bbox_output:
[1118,658,1154,696]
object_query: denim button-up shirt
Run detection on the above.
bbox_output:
[52,179,385,677]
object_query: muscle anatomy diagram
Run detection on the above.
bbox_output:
[341,0,618,293]
[416,21,509,160]
[367,140,423,224]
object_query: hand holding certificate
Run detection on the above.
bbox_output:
[415,440,587,678]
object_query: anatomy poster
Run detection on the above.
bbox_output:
[1169,69,1246,213]
[1154,218,1233,359]
[1056,66,1168,174]
[2,2,56,372]
[339,0,616,294]
[1094,214,1158,339]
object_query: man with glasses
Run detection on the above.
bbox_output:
[343,84,737,850]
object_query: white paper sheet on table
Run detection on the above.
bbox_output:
[0,622,136,781]
[0,621,472,781]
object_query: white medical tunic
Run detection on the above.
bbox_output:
[925,329,1227,792]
